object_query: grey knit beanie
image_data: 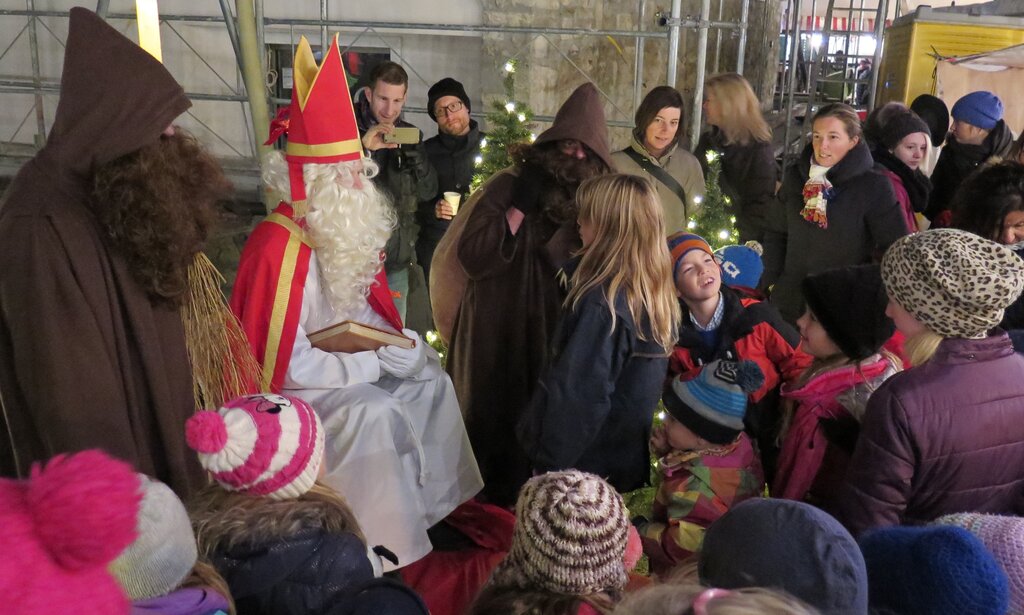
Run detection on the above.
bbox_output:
[110,474,198,600]
[881,229,1024,339]
[488,470,629,595]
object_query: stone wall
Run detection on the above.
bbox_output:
[479,0,784,149]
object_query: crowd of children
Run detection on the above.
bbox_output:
[7,78,1024,614]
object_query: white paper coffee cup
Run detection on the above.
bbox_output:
[443,191,462,214]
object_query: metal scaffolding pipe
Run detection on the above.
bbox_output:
[736,0,749,74]
[713,0,723,75]
[25,0,44,147]
[689,0,711,151]
[235,0,273,211]
[217,0,243,76]
[666,0,682,87]
[868,0,889,108]
[781,0,803,176]
[632,0,645,113]
[95,0,109,18]
[319,0,328,54]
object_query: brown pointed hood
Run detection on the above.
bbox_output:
[534,82,614,170]
[43,7,190,182]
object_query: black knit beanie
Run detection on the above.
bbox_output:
[881,111,931,151]
[802,264,894,361]
[427,77,470,120]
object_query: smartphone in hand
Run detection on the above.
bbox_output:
[382,127,420,145]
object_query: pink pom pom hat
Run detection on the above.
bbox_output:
[186,393,325,500]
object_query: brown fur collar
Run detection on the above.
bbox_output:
[188,483,365,558]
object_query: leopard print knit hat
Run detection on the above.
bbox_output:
[487,470,629,596]
[881,229,1024,339]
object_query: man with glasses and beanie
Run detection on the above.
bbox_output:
[418,77,483,287]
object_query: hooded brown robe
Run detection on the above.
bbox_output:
[438,83,614,505]
[0,8,203,496]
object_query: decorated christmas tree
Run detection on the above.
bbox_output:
[471,59,536,191]
[688,149,738,250]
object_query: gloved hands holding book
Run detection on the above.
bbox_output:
[376,328,427,378]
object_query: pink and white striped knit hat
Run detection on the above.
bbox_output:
[185,393,325,500]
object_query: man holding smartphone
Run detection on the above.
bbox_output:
[356,61,437,329]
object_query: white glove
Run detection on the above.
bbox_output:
[376,328,427,379]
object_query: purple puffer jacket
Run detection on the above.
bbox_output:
[838,333,1024,537]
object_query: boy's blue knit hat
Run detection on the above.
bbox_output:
[662,359,763,445]
[860,525,1009,615]
[951,91,1003,131]
[667,232,714,278]
[715,241,764,290]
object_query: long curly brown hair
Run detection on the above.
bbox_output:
[509,141,609,223]
[90,128,231,306]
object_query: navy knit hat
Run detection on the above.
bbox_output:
[802,264,894,361]
[951,91,1003,131]
[860,525,1009,615]
[700,499,868,615]
[715,242,764,290]
[426,77,470,121]
[663,360,764,445]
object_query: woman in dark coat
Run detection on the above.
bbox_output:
[762,103,908,323]
[695,73,778,243]
[839,229,1024,537]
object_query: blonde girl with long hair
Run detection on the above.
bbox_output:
[517,174,681,494]
[695,73,776,243]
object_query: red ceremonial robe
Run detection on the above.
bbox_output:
[231,202,402,392]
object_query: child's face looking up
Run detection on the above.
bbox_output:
[664,413,704,451]
[796,308,843,359]
[675,250,720,301]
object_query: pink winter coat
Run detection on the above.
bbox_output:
[773,354,900,504]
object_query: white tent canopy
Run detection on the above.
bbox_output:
[936,42,1024,133]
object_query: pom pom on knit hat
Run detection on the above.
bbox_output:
[936,513,1024,615]
[488,470,630,596]
[426,77,471,121]
[1,450,142,614]
[667,232,714,278]
[111,475,198,600]
[882,229,1024,339]
[715,241,764,290]
[186,392,325,500]
[860,525,1009,615]
[664,360,764,445]
[951,91,1004,131]
[802,264,894,361]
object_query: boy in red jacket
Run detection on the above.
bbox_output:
[667,232,811,482]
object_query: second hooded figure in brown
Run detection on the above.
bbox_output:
[432,83,614,506]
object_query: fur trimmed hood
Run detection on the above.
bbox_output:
[188,484,365,558]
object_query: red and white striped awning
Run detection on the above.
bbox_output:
[802,16,892,32]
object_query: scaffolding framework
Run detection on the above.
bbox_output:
[0,1,751,207]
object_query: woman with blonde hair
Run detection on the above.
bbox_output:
[517,174,682,493]
[695,73,777,243]
[612,86,706,234]
[839,229,1024,538]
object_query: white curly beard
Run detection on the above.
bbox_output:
[263,152,396,321]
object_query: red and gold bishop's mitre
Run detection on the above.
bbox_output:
[265,33,362,206]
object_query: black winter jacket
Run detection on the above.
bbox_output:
[416,120,483,281]
[926,120,1014,223]
[355,95,438,272]
[695,128,779,242]
[213,528,374,615]
[763,141,907,323]
[517,261,668,493]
